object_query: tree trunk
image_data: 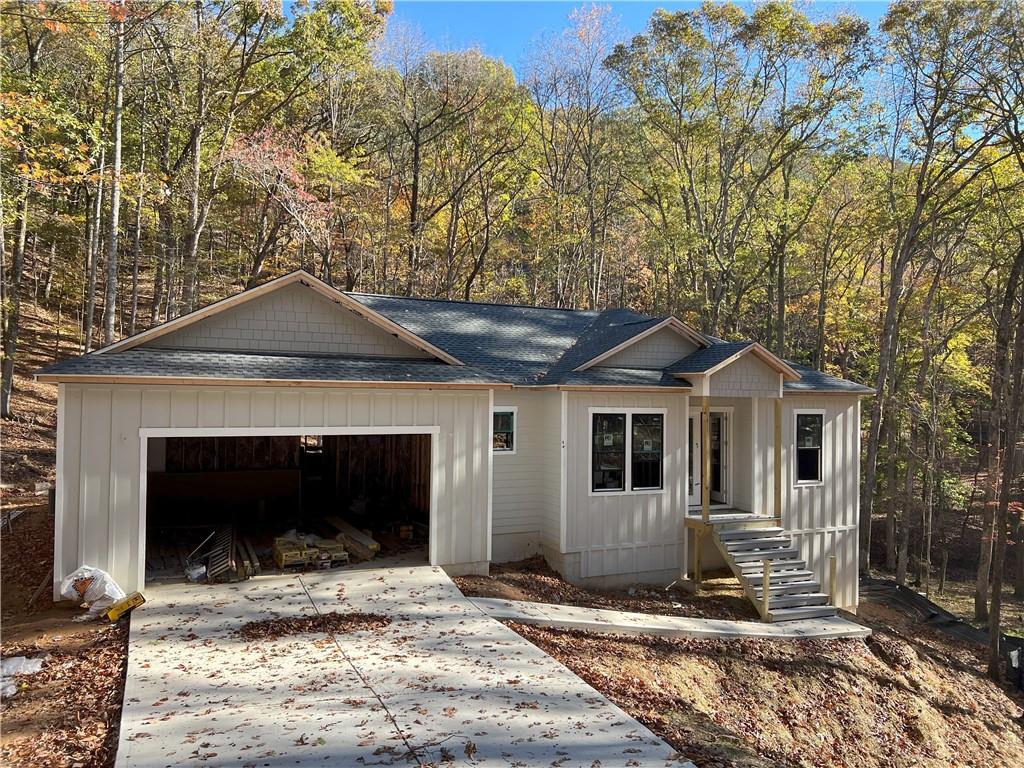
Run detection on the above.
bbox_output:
[103,4,125,346]
[84,147,106,353]
[976,237,1024,620]
[988,297,1024,681]
[0,166,29,418]
[886,415,898,571]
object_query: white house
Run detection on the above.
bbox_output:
[39,270,870,621]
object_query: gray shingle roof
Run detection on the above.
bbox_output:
[784,364,874,394]
[349,293,601,383]
[37,348,500,385]
[557,367,691,388]
[38,279,872,394]
[666,342,753,373]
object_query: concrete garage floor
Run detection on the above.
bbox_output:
[116,564,688,767]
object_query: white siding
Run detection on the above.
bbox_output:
[563,391,688,579]
[55,384,491,594]
[491,391,550,558]
[539,392,565,552]
[146,282,430,358]
[709,353,779,398]
[751,395,861,610]
[597,328,697,369]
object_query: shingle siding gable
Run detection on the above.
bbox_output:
[596,327,698,370]
[145,283,431,358]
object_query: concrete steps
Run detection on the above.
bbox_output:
[705,511,838,623]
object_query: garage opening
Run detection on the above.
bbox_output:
[144,432,431,584]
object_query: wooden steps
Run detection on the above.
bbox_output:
[699,510,838,623]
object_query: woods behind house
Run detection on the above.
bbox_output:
[2,1,1024,676]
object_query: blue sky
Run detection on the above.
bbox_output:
[386,1,891,73]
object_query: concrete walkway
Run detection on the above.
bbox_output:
[117,565,691,767]
[468,597,872,640]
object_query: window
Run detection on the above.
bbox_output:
[592,413,626,490]
[632,414,664,490]
[492,408,516,453]
[591,410,665,493]
[795,411,823,484]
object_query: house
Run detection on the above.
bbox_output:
[38,270,871,621]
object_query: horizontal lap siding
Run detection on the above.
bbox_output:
[56,384,490,594]
[755,395,861,610]
[565,392,687,578]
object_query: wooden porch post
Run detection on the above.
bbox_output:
[701,396,711,522]
[773,398,783,526]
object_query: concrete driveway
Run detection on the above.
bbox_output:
[116,563,686,767]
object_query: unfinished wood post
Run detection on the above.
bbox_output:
[829,555,837,606]
[701,396,711,523]
[762,559,771,620]
[773,398,783,526]
[694,528,703,587]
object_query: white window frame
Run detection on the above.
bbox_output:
[491,406,518,455]
[588,407,668,496]
[793,408,826,487]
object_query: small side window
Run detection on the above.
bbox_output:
[493,409,516,453]
[795,412,823,483]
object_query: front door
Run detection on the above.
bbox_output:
[688,408,729,508]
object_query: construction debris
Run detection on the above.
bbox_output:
[105,591,146,622]
[1,655,45,699]
[58,565,127,620]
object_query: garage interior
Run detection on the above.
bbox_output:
[144,433,431,583]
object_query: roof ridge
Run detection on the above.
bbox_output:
[347,291,605,315]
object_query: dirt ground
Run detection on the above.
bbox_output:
[512,600,1024,768]
[454,555,759,620]
[2,303,129,768]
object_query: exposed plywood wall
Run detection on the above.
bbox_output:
[55,384,491,594]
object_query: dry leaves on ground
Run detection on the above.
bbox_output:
[236,611,391,641]
[0,622,129,768]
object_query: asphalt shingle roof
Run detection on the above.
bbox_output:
[666,342,753,373]
[37,348,500,385]
[38,281,873,394]
[783,364,874,394]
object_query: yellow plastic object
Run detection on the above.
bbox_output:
[106,591,146,622]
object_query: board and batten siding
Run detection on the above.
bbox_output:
[562,391,688,580]
[751,394,861,610]
[490,390,560,560]
[54,383,491,596]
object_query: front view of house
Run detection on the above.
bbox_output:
[39,270,870,619]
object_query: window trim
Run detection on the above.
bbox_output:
[491,406,518,455]
[588,407,668,496]
[792,408,826,487]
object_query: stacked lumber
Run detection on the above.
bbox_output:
[325,516,380,560]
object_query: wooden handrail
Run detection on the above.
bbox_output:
[762,559,771,620]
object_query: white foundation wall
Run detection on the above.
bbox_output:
[490,390,559,561]
[562,391,688,581]
[751,394,861,610]
[54,383,492,595]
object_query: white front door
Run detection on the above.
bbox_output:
[688,408,730,508]
[687,412,701,507]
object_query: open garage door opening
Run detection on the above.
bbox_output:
[144,432,432,584]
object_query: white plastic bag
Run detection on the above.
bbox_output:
[59,565,126,620]
[1,656,45,699]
